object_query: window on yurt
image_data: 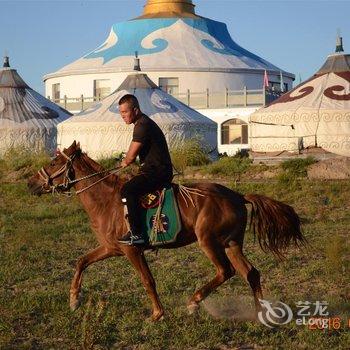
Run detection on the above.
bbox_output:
[159,77,179,95]
[52,83,60,102]
[94,79,111,100]
[221,119,248,145]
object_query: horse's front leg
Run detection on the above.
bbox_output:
[124,247,164,321]
[70,245,120,311]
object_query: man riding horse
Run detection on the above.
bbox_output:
[118,94,173,246]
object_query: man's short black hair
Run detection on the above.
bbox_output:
[119,94,140,109]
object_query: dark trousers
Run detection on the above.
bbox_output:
[120,173,172,236]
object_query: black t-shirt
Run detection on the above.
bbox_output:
[132,114,173,179]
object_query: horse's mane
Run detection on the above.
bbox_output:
[81,152,104,172]
[80,151,133,189]
[80,152,120,188]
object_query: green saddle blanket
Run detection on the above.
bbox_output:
[139,186,181,246]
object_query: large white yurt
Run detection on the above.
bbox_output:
[250,38,350,158]
[57,72,217,159]
[0,57,71,156]
[44,0,294,100]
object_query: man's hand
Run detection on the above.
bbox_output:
[121,159,128,168]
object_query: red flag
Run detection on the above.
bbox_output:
[263,70,269,88]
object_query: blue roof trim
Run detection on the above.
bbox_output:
[84,17,271,68]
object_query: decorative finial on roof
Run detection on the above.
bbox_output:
[133,51,141,72]
[3,55,10,68]
[335,30,344,53]
[143,0,196,17]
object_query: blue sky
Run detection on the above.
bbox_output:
[1,0,349,94]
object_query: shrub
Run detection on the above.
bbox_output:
[1,147,50,173]
[280,156,317,178]
[170,139,210,174]
[277,156,317,189]
[99,157,119,170]
[204,156,252,178]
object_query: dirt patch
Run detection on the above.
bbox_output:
[246,167,279,180]
[307,157,350,180]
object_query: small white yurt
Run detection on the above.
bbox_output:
[250,37,350,157]
[57,72,217,159]
[0,57,71,155]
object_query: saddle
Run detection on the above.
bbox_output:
[139,184,182,247]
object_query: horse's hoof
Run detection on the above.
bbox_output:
[70,293,81,311]
[187,302,199,315]
[147,312,164,322]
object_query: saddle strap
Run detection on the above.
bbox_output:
[149,188,166,245]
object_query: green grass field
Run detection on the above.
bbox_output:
[0,161,349,349]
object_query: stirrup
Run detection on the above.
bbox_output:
[118,231,145,246]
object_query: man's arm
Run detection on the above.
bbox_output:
[121,141,142,167]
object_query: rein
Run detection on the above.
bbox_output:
[37,150,121,196]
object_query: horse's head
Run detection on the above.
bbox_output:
[28,141,81,196]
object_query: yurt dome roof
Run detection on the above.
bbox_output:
[316,52,350,75]
[0,58,71,124]
[63,72,217,127]
[0,57,72,154]
[44,0,293,80]
[118,73,159,90]
[0,58,28,88]
[57,72,217,158]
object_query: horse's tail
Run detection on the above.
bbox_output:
[244,194,305,258]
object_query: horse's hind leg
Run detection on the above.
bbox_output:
[225,241,263,316]
[70,245,120,311]
[187,238,234,314]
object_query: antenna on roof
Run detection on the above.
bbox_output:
[335,29,344,53]
[133,51,141,72]
[3,50,10,68]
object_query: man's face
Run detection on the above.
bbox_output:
[119,102,138,124]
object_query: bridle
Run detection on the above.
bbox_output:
[37,150,121,195]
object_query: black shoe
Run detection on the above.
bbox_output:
[118,231,145,246]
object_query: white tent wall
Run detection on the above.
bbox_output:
[58,121,216,159]
[57,121,134,158]
[45,70,293,100]
[0,126,58,155]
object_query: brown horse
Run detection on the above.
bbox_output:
[27,141,304,321]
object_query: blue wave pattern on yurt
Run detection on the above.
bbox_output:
[85,19,177,63]
[187,18,267,65]
[84,17,269,66]
[149,90,179,113]
[108,90,179,116]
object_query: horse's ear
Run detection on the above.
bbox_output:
[76,141,81,150]
[72,140,77,148]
